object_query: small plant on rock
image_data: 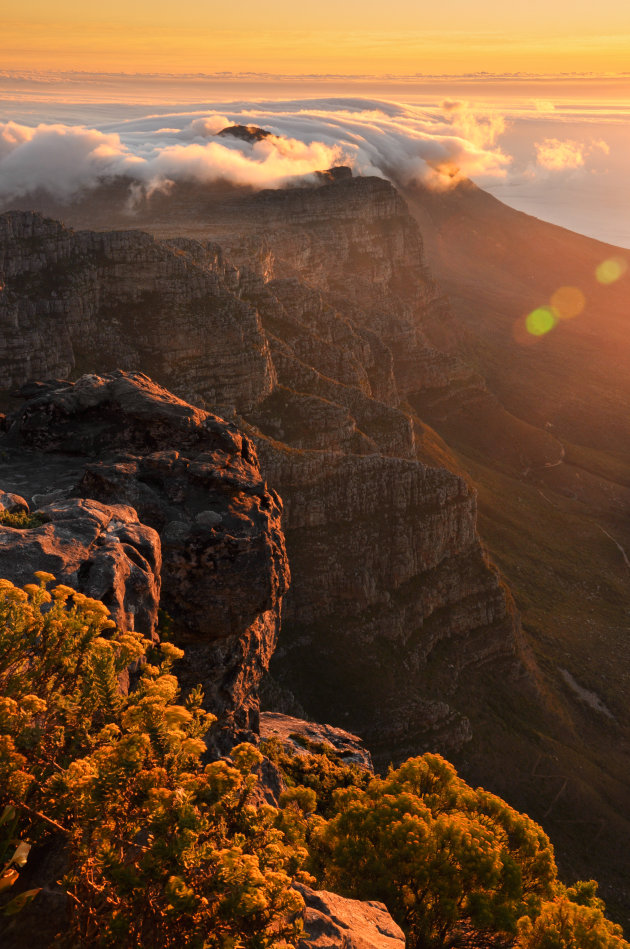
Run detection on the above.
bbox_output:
[0,510,46,529]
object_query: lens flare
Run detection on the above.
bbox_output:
[550,286,585,320]
[526,306,557,337]
[596,258,628,285]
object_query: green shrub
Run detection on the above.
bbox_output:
[261,734,370,818]
[306,753,555,947]
[272,749,626,949]
[516,889,628,948]
[1,574,627,949]
[0,510,47,529]
[0,574,304,947]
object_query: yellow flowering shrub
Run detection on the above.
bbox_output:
[1,574,627,949]
[270,747,627,949]
[0,575,304,947]
[516,887,628,949]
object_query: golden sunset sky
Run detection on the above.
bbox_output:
[5,0,630,74]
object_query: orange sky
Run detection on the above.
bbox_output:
[5,0,630,75]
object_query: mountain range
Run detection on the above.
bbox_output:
[1,150,629,926]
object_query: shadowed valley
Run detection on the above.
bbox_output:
[2,163,630,927]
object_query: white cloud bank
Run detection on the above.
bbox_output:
[0,99,513,203]
[0,98,610,208]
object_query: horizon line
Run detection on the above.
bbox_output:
[3,69,630,82]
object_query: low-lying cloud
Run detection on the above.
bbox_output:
[0,119,344,200]
[0,97,610,208]
[534,136,610,170]
[0,99,514,204]
[440,99,507,148]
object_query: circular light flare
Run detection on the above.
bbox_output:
[596,257,628,285]
[550,285,585,320]
[526,306,557,337]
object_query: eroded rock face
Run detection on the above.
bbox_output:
[256,445,514,762]
[0,497,161,636]
[260,712,374,772]
[4,173,629,921]
[295,884,405,949]
[179,182,519,763]
[197,175,474,406]
[0,371,290,750]
[0,212,274,414]
[0,489,28,514]
[0,187,520,766]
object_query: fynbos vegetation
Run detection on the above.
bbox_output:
[1,576,627,948]
[0,574,305,947]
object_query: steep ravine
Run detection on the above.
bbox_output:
[0,199,524,768]
[4,169,630,925]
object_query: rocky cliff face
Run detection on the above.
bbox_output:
[198,175,476,404]
[0,212,274,414]
[189,180,519,761]
[0,495,162,638]
[6,172,630,923]
[0,371,290,751]
[0,183,521,766]
[254,443,515,761]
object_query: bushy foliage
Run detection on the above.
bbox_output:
[0,575,304,947]
[0,510,46,529]
[306,753,556,947]
[261,735,370,817]
[1,574,628,949]
[269,746,628,949]
[516,884,628,949]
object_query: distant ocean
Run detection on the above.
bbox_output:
[1,73,628,249]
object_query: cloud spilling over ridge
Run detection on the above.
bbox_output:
[0,119,344,200]
[0,123,144,200]
[0,98,514,204]
[440,99,507,148]
[0,97,611,207]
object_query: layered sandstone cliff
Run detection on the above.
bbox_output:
[0,185,521,765]
[5,169,630,922]
[0,212,274,413]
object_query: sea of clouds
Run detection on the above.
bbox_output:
[0,90,626,246]
[0,98,515,201]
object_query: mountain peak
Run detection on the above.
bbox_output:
[217,124,273,143]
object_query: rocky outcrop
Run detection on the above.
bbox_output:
[175,180,519,762]
[0,496,161,636]
[218,124,273,143]
[260,712,374,772]
[202,175,473,404]
[5,172,630,925]
[295,884,405,949]
[0,371,290,750]
[0,489,29,514]
[255,444,515,762]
